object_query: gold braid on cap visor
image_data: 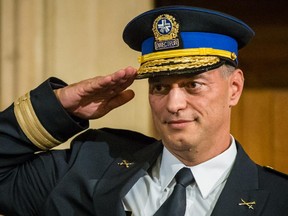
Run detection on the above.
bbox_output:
[137,47,237,74]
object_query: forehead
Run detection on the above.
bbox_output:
[148,69,219,84]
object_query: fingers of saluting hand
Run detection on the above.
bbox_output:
[55,67,138,119]
[84,66,137,97]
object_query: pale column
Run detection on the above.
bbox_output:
[0,0,46,106]
[46,0,155,142]
[0,0,17,108]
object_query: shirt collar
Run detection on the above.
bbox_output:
[159,137,237,199]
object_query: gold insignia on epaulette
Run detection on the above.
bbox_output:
[263,166,288,178]
[264,165,274,169]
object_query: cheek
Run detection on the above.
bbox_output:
[193,91,229,117]
[149,96,167,125]
[205,93,231,122]
[149,95,164,113]
[211,84,231,103]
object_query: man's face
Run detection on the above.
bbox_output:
[148,66,243,161]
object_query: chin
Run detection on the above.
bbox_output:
[163,136,195,150]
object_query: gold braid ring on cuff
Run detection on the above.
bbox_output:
[14,92,61,150]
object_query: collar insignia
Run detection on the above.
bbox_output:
[118,160,134,168]
[152,14,180,51]
[238,198,256,210]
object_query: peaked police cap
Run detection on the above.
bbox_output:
[123,6,254,79]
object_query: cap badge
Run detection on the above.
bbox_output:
[152,14,180,51]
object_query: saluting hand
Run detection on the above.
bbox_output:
[54,67,137,119]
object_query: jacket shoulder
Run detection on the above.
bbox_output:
[72,127,158,152]
[262,166,288,180]
[99,127,156,144]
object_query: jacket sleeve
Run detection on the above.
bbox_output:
[0,77,88,215]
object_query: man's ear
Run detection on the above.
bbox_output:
[229,69,244,107]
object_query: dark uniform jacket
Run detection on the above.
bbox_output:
[0,78,288,216]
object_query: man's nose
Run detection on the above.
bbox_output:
[166,87,187,114]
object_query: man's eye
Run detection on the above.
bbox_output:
[150,84,169,94]
[185,82,202,89]
[184,82,203,93]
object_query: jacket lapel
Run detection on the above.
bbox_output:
[211,142,269,216]
[92,138,269,216]
[93,140,163,216]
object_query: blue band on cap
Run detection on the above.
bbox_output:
[141,32,238,57]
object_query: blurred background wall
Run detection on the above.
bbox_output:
[0,0,155,143]
[1,0,287,173]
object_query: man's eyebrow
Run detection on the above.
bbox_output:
[148,77,161,84]
[148,73,209,84]
[191,73,205,79]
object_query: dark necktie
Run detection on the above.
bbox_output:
[154,167,195,216]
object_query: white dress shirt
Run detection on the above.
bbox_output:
[123,137,237,216]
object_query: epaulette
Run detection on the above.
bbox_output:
[263,166,288,179]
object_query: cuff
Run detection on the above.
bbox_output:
[14,77,88,150]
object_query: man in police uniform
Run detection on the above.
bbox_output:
[0,5,288,216]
